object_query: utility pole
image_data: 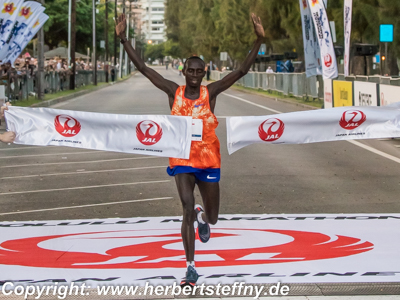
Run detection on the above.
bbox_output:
[37,0,45,100]
[70,0,76,89]
[105,0,108,62]
[92,0,97,85]
[114,0,117,67]
[68,0,71,66]
[105,0,109,82]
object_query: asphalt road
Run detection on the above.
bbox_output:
[1,66,400,222]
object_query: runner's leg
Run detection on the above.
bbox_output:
[196,181,220,225]
[175,173,196,262]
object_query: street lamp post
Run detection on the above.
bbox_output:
[92,0,97,85]
[114,0,117,67]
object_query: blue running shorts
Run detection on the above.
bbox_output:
[166,166,220,182]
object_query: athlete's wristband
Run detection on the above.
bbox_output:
[120,37,128,44]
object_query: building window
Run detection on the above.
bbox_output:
[152,27,161,31]
[151,7,164,11]
[152,20,163,24]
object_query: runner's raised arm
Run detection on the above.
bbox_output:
[207,13,265,100]
[115,14,179,105]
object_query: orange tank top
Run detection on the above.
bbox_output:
[169,85,221,169]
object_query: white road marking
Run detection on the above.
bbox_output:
[0,165,167,180]
[222,92,282,114]
[0,180,171,196]
[226,93,400,165]
[347,140,400,164]
[0,197,173,216]
[0,150,105,159]
[0,146,57,151]
[0,156,162,168]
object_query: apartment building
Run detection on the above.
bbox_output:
[139,0,166,44]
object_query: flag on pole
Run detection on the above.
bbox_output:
[0,0,24,52]
[0,1,44,61]
[7,12,48,64]
[344,0,353,76]
[299,0,322,77]
[306,0,338,80]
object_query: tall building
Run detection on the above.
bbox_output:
[139,0,166,44]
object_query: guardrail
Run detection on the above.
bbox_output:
[210,71,400,106]
[210,71,323,100]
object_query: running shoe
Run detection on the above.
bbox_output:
[180,265,199,287]
[195,204,210,243]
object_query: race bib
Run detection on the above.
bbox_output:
[191,119,203,141]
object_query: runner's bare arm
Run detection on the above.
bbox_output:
[207,13,264,100]
[115,14,178,103]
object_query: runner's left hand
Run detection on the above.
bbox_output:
[251,13,264,38]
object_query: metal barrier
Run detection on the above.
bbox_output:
[209,70,400,100]
[2,70,118,103]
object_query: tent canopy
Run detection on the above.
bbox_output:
[44,47,89,60]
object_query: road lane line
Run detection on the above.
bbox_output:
[0,156,162,168]
[221,92,282,114]
[0,197,173,216]
[225,93,400,165]
[0,165,167,180]
[347,140,400,164]
[0,150,105,159]
[0,180,171,196]
[0,146,57,151]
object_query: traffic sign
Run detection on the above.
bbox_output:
[380,24,393,42]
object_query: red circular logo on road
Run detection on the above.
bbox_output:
[136,120,163,145]
[324,54,332,67]
[0,228,373,269]
[258,118,285,142]
[54,115,81,137]
[339,110,366,130]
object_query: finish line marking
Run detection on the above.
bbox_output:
[0,180,171,196]
[0,156,162,169]
[223,92,400,165]
[0,197,173,216]
[0,166,167,180]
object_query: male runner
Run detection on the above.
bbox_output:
[115,13,264,286]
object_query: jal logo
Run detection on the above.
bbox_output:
[54,115,81,137]
[302,0,308,9]
[258,118,285,142]
[311,0,319,6]
[0,228,373,269]
[136,120,163,145]
[339,110,367,130]
[324,54,332,67]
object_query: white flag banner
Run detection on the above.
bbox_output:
[299,0,322,77]
[0,0,24,51]
[8,12,48,64]
[0,1,44,61]
[307,0,338,80]
[344,0,353,77]
[5,107,192,159]
[226,103,400,154]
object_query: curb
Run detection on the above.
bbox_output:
[31,72,136,108]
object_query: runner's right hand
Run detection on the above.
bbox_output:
[115,14,127,39]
